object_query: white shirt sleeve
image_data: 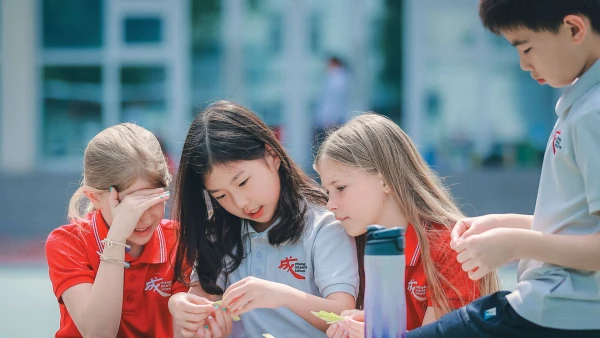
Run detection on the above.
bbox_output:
[311,211,360,299]
[573,110,600,214]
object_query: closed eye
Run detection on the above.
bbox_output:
[215,194,225,200]
[524,47,532,54]
[336,186,346,192]
[239,178,249,187]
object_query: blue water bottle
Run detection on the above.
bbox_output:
[364,225,406,338]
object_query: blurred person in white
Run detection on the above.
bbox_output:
[314,56,351,145]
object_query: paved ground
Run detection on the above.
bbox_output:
[0,262,518,337]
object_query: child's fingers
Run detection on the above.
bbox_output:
[207,316,223,337]
[193,327,204,338]
[221,284,247,309]
[325,324,338,338]
[348,311,364,322]
[460,259,478,273]
[138,191,170,210]
[468,267,486,281]
[177,311,208,324]
[450,219,470,248]
[213,303,232,334]
[126,187,166,197]
[340,309,361,317]
[456,248,471,264]
[182,303,214,317]
[180,327,199,338]
[221,278,248,303]
[108,187,120,209]
[326,324,341,338]
[453,236,472,255]
[341,319,364,337]
[228,297,255,317]
[333,329,346,338]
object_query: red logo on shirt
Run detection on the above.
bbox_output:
[278,256,306,280]
[552,130,562,155]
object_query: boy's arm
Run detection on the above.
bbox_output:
[515,229,600,271]
[520,110,600,271]
[451,214,533,249]
[456,227,600,280]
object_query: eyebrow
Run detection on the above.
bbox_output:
[206,170,245,194]
[511,39,528,47]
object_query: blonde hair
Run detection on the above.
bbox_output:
[315,113,500,316]
[68,123,172,223]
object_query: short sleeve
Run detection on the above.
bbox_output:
[427,229,480,309]
[572,111,600,214]
[312,211,360,299]
[45,226,95,302]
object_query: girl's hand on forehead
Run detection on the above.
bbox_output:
[107,186,170,241]
[220,277,292,317]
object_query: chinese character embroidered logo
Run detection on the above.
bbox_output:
[278,256,306,280]
[407,279,427,301]
[145,277,171,297]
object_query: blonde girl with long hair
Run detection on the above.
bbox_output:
[314,113,500,337]
[45,123,194,337]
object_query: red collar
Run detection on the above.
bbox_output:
[89,211,167,264]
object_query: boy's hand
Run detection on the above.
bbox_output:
[168,292,215,338]
[454,227,520,280]
[221,277,291,317]
[450,215,504,250]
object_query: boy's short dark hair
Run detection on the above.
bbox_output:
[479,0,600,35]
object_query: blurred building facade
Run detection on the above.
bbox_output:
[1,0,554,238]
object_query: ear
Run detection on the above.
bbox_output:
[83,188,103,209]
[564,14,587,44]
[376,173,391,194]
[265,144,281,170]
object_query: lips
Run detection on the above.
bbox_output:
[245,206,264,219]
[132,225,153,236]
[336,216,349,221]
[532,75,546,84]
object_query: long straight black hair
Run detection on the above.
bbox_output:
[173,100,328,294]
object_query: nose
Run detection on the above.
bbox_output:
[326,197,338,212]
[519,55,532,72]
[232,192,250,210]
[138,209,154,226]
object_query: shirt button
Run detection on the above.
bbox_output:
[255,269,262,276]
[126,295,134,302]
[129,276,136,282]
[256,252,262,258]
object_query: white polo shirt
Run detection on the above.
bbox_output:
[192,203,359,337]
[506,59,600,329]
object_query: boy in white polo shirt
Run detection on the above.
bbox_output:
[409,1,600,337]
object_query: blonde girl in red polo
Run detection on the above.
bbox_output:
[45,123,199,337]
[314,113,501,338]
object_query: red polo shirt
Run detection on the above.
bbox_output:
[46,211,189,337]
[404,224,480,330]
